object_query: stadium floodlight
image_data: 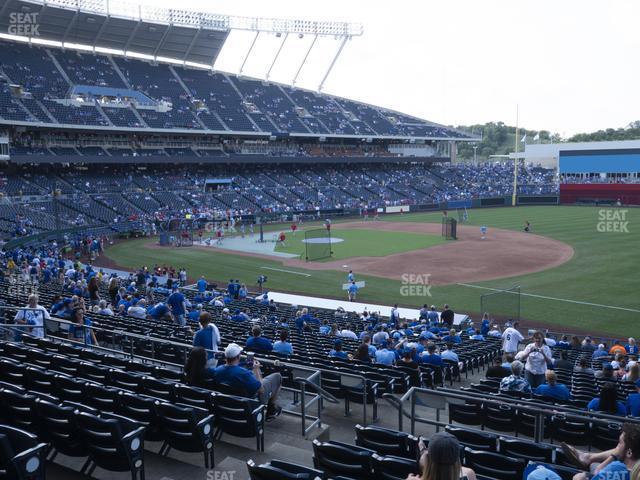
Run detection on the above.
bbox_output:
[18,0,364,37]
[14,0,363,88]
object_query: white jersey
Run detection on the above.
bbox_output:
[502,327,524,353]
[14,305,50,338]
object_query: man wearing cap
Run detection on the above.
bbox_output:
[592,343,609,360]
[329,340,349,359]
[595,363,616,380]
[214,343,282,419]
[407,432,477,480]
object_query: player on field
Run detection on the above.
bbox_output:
[347,281,358,302]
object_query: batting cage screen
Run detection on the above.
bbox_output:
[305,228,332,261]
[480,285,521,322]
[442,217,457,240]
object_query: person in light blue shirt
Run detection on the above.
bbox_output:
[470,329,485,341]
[347,281,358,302]
[375,341,396,366]
[442,329,462,344]
[559,423,640,480]
[319,320,331,335]
[626,338,639,355]
[347,270,355,283]
[440,343,460,364]
[273,331,293,356]
[426,306,439,325]
[362,335,376,357]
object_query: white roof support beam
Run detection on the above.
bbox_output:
[318,36,348,92]
[152,24,172,59]
[265,32,287,81]
[239,30,259,76]
[61,9,79,44]
[182,27,202,65]
[292,33,317,86]
[123,18,141,54]
[93,15,111,52]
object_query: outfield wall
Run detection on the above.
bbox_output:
[560,184,640,205]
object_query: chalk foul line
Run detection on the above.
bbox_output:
[456,283,640,313]
[261,267,312,277]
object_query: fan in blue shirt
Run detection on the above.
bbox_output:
[329,340,349,359]
[375,342,396,366]
[420,343,443,367]
[627,380,640,417]
[588,383,627,416]
[192,312,220,364]
[534,371,571,401]
[196,276,208,293]
[246,325,273,353]
[272,331,293,356]
[442,329,462,344]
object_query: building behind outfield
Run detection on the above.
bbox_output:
[514,140,640,204]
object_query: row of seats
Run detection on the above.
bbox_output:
[247,424,587,480]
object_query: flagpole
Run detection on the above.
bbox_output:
[512,105,519,207]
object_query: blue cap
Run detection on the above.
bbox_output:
[603,362,613,370]
[393,332,402,340]
[526,466,561,480]
[333,339,342,347]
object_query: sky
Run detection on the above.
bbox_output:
[78,0,640,136]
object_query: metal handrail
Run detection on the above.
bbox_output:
[0,313,377,427]
[385,386,640,442]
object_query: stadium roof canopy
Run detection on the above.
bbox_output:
[0,0,363,66]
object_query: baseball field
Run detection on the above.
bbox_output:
[103,206,639,337]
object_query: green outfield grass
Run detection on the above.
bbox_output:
[273,228,445,260]
[105,206,640,336]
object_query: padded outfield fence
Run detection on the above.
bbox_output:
[441,217,457,240]
[480,285,521,322]
[304,227,332,261]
